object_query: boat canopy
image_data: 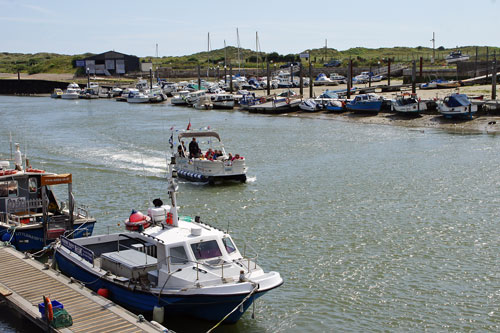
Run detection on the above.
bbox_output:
[446,94,471,107]
[319,91,339,99]
[178,131,221,141]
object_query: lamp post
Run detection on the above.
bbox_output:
[86,67,90,88]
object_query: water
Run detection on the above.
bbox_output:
[0,96,499,332]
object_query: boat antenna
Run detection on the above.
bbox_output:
[236,27,241,73]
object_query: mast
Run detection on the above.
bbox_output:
[431,32,435,64]
[207,32,210,78]
[236,28,241,73]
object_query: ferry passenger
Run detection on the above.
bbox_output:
[189,138,201,158]
[228,153,233,161]
[177,143,185,157]
[205,148,214,159]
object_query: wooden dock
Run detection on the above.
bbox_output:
[0,246,163,333]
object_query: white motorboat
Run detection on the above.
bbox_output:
[53,165,282,324]
[186,90,206,105]
[314,73,337,85]
[50,88,63,98]
[193,96,213,110]
[438,93,477,119]
[391,93,427,115]
[111,87,123,97]
[127,90,150,103]
[171,90,190,106]
[61,82,81,99]
[211,94,235,109]
[173,130,247,184]
[445,50,470,64]
[329,73,346,83]
[299,99,321,112]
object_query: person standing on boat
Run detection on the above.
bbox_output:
[177,141,186,157]
[189,138,200,158]
[14,143,23,171]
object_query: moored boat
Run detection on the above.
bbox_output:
[50,88,63,98]
[438,93,477,119]
[53,166,281,323]
[193,96,213,110]
[346,93,383,114]
[0,147,95,252]
[391,93,427,115]
[211,94,235,109]
[299,99,321,112]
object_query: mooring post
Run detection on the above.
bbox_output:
[411,60,416,94]
[419,56,423,78]
[347,58,352,99]
[493,53,497,100]
[197,65,201,90]
[309,61,313,98]
[486,47,489,81]
[266,61,270,96]
[229,65,233,93]
[387,58,391,86]
[149,69,153,89]
[369,64,372,87]
[299,63,303,96]
[224,66,227,84]
[474,47,478,78]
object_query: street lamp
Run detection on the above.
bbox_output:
[86,67,90,88]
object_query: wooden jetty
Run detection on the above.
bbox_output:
[0,246,163,333]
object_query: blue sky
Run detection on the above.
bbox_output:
[1,0,498,57]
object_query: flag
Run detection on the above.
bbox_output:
[187,121,191,130]
[169,134,173,148]
[170,126,174,130]
[207,126,210,130]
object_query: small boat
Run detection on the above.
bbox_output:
[148,88,167,103]
[110,87,123,97]
[50,88,63,98]
[115,88,134,102]
[79,88,99,99]
[438,93,477,119]
[171,90,190,106]
[329,73,346,84]
[193,96,213,110]
[445,50,470,64]
[61,83,81,99]
[174,130,247,184]
[325,100,345,112]
[391,93,427,115]
[346,93,383,114]
[248,97,301,114]
[211,94,235,109]
[315,90,341,109]
[186,90,206,105]
[0,149,95,252]
[299,99,321,112]
[54,166,282,324]
[314,73,337,86]
[127,90,150,103]
[420,79,447,89]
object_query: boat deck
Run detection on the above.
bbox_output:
[0,246,162,333]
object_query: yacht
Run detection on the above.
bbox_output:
[61,83,81,99]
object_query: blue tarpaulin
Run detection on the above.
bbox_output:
[446,94,470,107]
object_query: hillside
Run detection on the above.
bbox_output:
[1,46,499,75]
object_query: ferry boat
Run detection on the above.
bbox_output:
[0,150,95,252]
[438,93,477,119]
[346,93,383,114]
[53,166,282,323]
[173,130,247,184]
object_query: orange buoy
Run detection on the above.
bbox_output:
[166,212,173,225]
[44,296,54,322]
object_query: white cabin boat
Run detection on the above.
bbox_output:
[193,96,213,110]
[173,130,247,184]
[171,91,190,106]
[211,94,235,109]
[438,93,477,119]
[61,83,81,99]
[127,90,150,103]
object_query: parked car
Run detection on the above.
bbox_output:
[324,60,341,67]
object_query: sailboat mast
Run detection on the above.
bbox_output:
[207,32,210,78]
[256,31,259,77]
[237,28,241,73]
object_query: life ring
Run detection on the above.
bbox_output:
[26,168,45,173]
[286,98,290,104]
[44,296,54,322]
[260,97,266,103]
[0,170,17,176]
[125,215,152,231]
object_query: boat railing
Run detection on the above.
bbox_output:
[60,200,91,218]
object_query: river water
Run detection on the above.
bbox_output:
[0,95,499,332]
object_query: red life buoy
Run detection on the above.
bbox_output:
[125,211,151,231]
[44,296,54,322]
[26,168,45,173]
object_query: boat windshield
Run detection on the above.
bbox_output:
[222,237,236,254]
[191,240,222,260]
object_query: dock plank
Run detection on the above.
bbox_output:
[0,247,160,333]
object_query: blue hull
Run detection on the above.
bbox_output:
[325,105,344,112]
[346,100,382,113]
[0,223,95,252]
[55,251,264,323]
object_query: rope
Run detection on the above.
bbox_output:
[206,283,258,333]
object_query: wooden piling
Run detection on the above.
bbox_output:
[197,65,201,90]
[309,62,313,98]
[411,60,416,94]
[419,57,423,78]
[229,65,233,93]
[493,54,497,100]
[299,64,303,96]
[347,58,352,99]
[266,61,270,96]
[388,58,391,86]
[149,69,153,89]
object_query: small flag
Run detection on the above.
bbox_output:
[169,134,173,148]
[187,121,191,130]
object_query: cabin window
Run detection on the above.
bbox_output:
[170,246,188,264]
[0,181,18,197]
[191,240,222,260]
[28,178,37,193]
[222,237,236,254]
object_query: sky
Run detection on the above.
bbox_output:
[0,0,498,57]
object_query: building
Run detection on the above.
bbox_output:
[79,51,140,76]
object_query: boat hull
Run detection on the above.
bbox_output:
[346,100,382,113]
[176,169,246,184]
[0,221,95,252]
[54,249,268,323]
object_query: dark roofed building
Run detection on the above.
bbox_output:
[82,51,140,76]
